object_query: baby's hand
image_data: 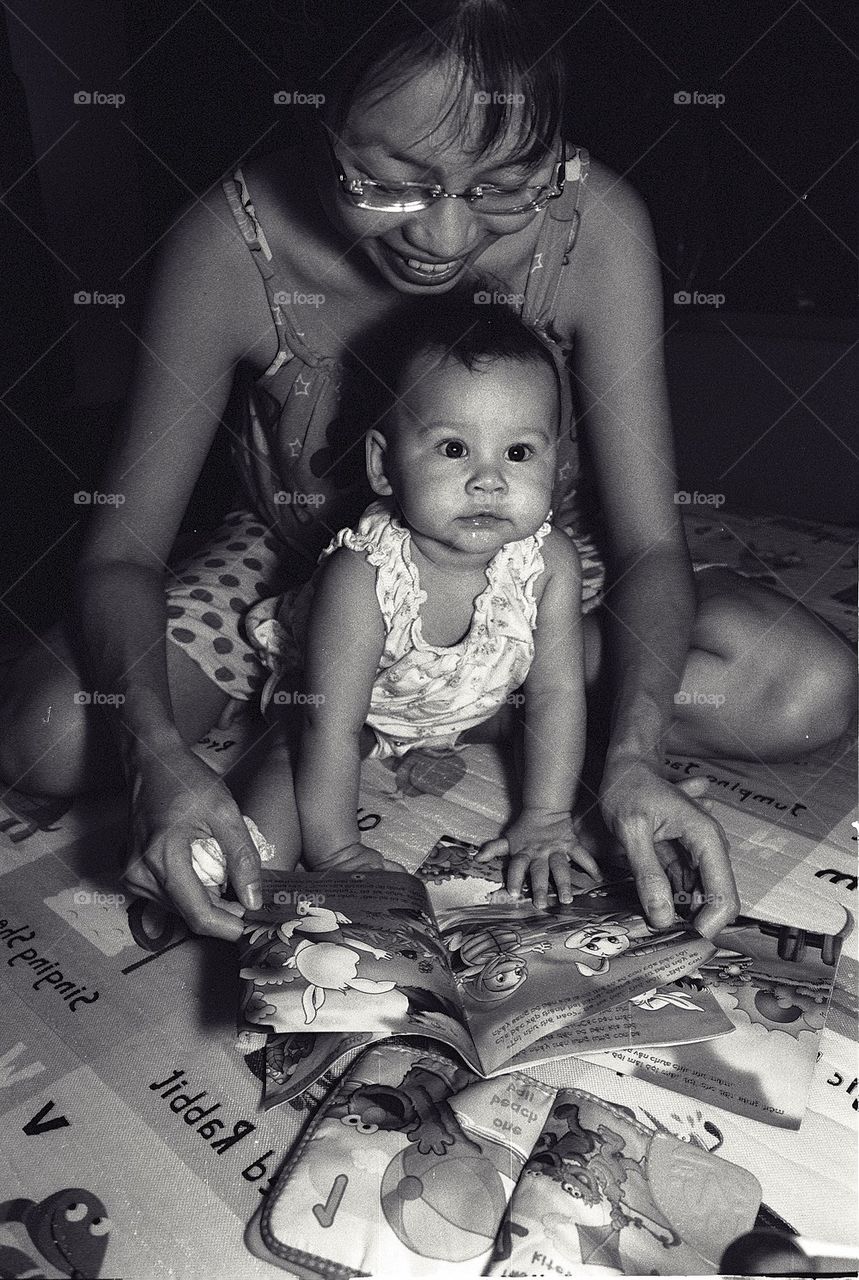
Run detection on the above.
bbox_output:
[477,810,601,908]
[307,842,402,875]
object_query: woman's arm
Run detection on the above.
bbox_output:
[563,162,739,936]
[478,532,599,906]
[293,549,388,867]
[75,188,280,936]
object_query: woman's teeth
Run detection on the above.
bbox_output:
[406,257,458,275]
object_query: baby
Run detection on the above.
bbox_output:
[242,293,599,905]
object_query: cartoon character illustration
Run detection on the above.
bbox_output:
[331,1059,480,1156]
[629,987,704,1012]
[563,924,632,976]
[0,1186,110,1277]
[276,898,353,940]
[531,1102,679,1252]
[330,1056,507,1263]
[243,935,396,1025]
[445,925,550,1003]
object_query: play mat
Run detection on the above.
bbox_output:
[0,505,855,1277]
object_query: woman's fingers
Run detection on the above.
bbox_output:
[679,820,739,938]
[220,823,263,910]
[621,822,677,929]
[125,833,248,941]
[164,855,247,941]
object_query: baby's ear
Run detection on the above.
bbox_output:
[366,429,393,496]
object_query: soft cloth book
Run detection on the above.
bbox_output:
[238,872,733,1081]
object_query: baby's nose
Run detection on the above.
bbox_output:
[467,463,507,493]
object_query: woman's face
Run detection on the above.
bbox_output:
[314,58,560,294]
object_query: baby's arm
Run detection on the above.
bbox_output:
[293,549,392,870]
[479,531,600,906]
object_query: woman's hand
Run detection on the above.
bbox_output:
[477,809,602,909]
[599,760,740,938]
[123,744,264,941]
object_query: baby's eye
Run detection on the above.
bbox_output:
[506,443,533,462]
[440,440,467,459]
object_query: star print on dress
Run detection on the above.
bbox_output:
[285,438,302,458]
[557,460,573,482]
[530,252,544,272]
[293,373,312,396]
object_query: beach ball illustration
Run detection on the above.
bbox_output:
[380,1144,506,1260]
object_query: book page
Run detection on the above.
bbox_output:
[238,872,482,1071]
[437,883,726,1076]
[579,912,847,1128]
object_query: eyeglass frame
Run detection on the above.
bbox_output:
[321,127,568,216]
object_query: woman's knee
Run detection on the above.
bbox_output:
[776,632,856,749]
[695,580,856,752]
[0,631,112,795]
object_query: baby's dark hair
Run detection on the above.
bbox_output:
[369,288,562,437]
[281,0,566,163]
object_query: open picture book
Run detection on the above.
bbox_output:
[238,871,735,1081]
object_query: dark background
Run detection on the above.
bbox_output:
[1,0,856,634]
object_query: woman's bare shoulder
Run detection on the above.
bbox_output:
[557,154,662,338]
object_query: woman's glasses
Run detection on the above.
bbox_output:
[322,129,567,216]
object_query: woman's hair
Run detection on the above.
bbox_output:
[281,0,566,161]
[366,286,562,436]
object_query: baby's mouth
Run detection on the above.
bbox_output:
[457,512,509,527]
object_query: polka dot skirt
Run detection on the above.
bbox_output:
[166,510,291,699]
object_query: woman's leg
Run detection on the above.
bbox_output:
[583,568,855,762]
[0,622,230,797]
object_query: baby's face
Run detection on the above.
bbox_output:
[374,352,558,564]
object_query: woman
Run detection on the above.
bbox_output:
[0,0,851,941]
